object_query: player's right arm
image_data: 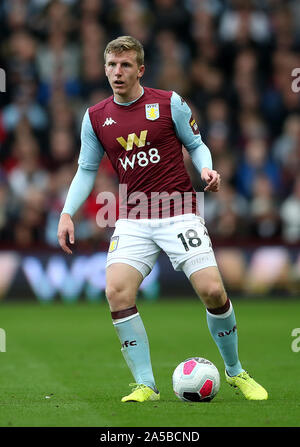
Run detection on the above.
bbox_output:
[57,109,104,254]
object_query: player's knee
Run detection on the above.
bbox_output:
[201,282,226,307]
[105,283,124,302]
[105,284,133,310]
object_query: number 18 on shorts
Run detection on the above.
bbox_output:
[106,214,217,279]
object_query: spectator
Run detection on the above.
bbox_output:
[7,132,48,200]
[152,0,191,41]
[280,178,300,243]
[250,173,281,239]
[204,183,249,238]
[2,79,48,132]
[11,186,47,247]
[36,30,80,103]
[273,114,300,165]
[48,127,76,170]
[0,169,9,236]
[219,0,271,46]
[236,137,280,199]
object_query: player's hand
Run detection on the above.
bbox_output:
[57,213,75,254]
[201,168,221,192]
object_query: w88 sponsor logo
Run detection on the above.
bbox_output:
[119,148,160,170]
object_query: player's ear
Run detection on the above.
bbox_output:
[137,65,145,79]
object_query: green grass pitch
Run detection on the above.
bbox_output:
[0,298,299,427]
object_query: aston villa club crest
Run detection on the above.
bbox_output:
[108,236,119,252]
[145,103,160,121]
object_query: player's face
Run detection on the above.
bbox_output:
[105,50,145,102]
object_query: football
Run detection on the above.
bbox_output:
[172,357,220,402]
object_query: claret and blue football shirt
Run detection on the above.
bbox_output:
[62,88,212,217]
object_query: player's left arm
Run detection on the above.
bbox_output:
[170,91,220,192]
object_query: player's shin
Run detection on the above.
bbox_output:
[112,306,157,391]
[206,298,244,377]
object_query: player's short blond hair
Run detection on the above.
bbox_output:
[104,36,144,67]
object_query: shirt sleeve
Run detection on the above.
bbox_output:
[61,165,98,217]
[78,109,104,170]
[170,91,212,172]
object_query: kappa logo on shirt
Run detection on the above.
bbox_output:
[103,117,117,127]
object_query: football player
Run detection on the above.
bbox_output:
[58,36,268,403]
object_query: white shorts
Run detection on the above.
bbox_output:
[106,214,217,279]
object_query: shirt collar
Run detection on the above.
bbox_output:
[113,87,144,106]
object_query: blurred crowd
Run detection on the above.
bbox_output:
[0,0,300,251]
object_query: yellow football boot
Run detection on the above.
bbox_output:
[121,383,160,403]
[225,370,268,400]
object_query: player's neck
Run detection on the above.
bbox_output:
[113,85,144,105]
